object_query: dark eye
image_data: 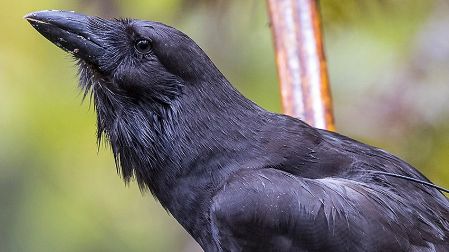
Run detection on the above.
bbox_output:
[134,39,152,53]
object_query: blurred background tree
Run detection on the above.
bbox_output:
[1,0,448,251]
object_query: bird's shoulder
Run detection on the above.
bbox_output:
[261,114,438,183]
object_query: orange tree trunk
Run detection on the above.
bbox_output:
[267,0,335,131]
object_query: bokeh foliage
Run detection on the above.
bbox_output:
[1,0,448,251]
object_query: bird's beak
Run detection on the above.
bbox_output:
[25,10,105,64]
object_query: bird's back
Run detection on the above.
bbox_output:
[210,115,449,251]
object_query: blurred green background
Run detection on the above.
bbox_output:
[1,0,449,251]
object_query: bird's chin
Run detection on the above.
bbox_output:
[76,59,107,95]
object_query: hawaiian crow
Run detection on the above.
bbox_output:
[25,10,449,251]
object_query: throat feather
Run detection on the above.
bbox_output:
[95,88,176,192]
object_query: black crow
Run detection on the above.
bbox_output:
[25,10,449,251]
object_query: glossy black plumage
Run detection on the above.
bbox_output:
[26,10,449,251]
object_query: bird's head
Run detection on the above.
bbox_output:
[25,10,220,105]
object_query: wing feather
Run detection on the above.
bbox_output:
[210,168,449,252]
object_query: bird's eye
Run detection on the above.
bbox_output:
[135,39,152,54]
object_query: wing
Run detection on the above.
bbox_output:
[210,168,449,252]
